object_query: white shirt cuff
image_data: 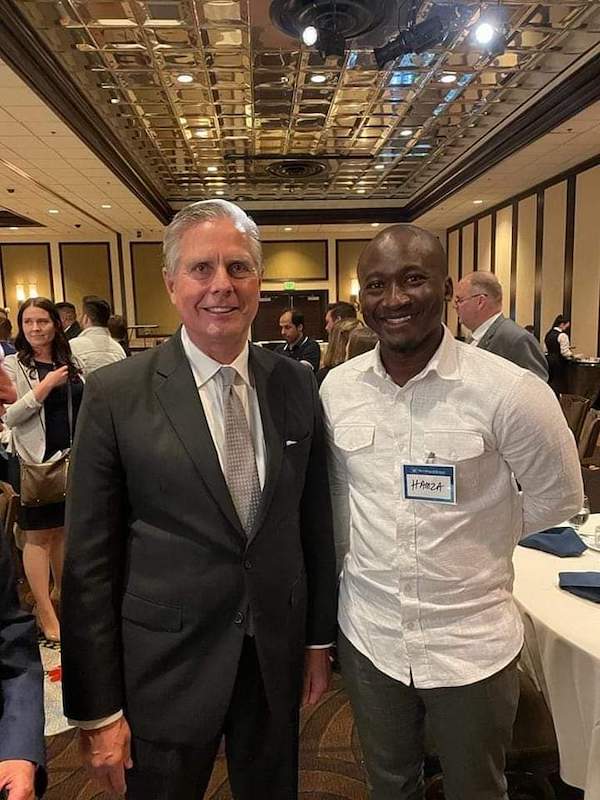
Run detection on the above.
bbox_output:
[306,643,334,649]
[69,710,124,730]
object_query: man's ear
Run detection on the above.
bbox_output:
[162,268,176,306]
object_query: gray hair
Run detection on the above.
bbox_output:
[163,199,263,276]
[463,271,503,305]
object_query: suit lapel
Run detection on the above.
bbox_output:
[478,315,504,350]
[248,345,284,542]
[153,332,244,538]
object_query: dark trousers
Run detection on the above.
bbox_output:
[338,631,519,800]
[126,637,299,800]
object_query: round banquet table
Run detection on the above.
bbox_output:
[513,515,600,797]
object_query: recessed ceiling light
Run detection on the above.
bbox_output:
[440,73,457,83]
[302,25,318,46]
[475,22,495,45]
[9,226,18,230]
[400,129,412,137]
[177,74,193,84]
[48,209,59,214]
[284,226,293,231]
[473,199,484,204]
[101,204,112,209]
[310,74,327,84]
[215,190,225,195]
[179,117,187,125]
[110,98,119,104]
[207,166,218,173]
[356,189,366,194]
[195,130,210,138]
[371,223,380,227]
[374,164,386,170]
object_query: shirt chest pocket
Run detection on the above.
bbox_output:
[333,424,379,493]
[422,430,487,495]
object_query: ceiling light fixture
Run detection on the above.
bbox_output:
[284,226,293,231]
[374,164,386,170]
[356,188,366,194]
[215,190,225,195]
[440,73,457,83]
[9,226,18,230]
[371,223,380,227]
[195,130,210,138]
[400,129,412,137]
[48,209,59,214]
[110,98,119,104]
[207,166,219,173]
[310,73,327,84]
[473,199,484,204]
[101,204,112,209]
[472,12,507,56]
[177,74,193,84]
[302,25,318,46]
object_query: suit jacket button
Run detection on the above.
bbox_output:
[234,611,245,625]
[244,560,252,570]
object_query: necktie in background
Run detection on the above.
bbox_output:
[221,366,261,534]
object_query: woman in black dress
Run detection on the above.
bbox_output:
[4,297,83,641]
[544,314,571,397]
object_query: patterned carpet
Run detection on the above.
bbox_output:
[42,671,584,800]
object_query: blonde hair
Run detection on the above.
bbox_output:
[323,318,362,369]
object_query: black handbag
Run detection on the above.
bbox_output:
[18,363,73,507]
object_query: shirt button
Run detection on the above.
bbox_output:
[244,560,252,570]
[234,611,245,625]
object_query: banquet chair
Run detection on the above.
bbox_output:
[424,670,559,800]
[578,409,600,463]
[582,464,600,513]
[0,479,22,581]
[559,394,592,443]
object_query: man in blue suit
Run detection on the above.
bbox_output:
[0,538,46,799]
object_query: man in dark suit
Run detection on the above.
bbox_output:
[0,539,46,800]
[55,302,81,340]
[276,310,321,371]
[455,271,548,381]
[61,200,337,800]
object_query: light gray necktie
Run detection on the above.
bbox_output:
[220,366,261,535]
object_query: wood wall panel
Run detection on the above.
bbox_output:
[477,216,492,271]
[130,242,179,337]
[515,195,537,328]
[462,223,474,276]
[571,165,600,356]
[447,230,459,335]
[494,206,512,317]
[337,240,369,302]
[60,243,113,313]
[540,182,567,340]
[262,240,328,281]
[0,244,53,311]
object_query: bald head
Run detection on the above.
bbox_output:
[358,224,447,283]
[454,271,503,332]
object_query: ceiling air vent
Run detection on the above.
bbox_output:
[266,160,329,179]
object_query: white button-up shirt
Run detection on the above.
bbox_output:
[69,326,126,375]
[320,326,582,688]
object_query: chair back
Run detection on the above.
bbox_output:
[559,394,592,442]
[578,409,600,462]
[0,480,20,577]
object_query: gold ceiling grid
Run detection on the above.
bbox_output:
[17,1,600,202]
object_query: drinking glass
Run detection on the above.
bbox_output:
[569,495,591,531]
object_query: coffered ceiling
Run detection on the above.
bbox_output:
[0,0,599,226]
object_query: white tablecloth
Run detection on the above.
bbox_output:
[513,516,600,797]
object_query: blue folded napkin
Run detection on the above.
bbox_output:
[559,572,600,603]
[519,527,587,557]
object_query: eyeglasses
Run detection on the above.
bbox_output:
[453,292,487,307]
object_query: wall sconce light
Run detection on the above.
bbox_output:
[15,284,26,303]
[350,278,360,309]
[28,284,38,299]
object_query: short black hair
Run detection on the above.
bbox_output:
[82,295,111,327]
[55,301,76,314]
[281,309,304,328]
[327,301,357,321]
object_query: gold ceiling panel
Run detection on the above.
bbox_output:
[13,0,600,202]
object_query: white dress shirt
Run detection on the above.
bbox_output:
[470,311,502,345]
[320,326,582,689]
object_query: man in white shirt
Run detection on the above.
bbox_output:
[69,296,126,375]
[320,225,582,800]
[454,271,548,381]
[61,200,336,800]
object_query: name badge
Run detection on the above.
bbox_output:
[402,464,456,504]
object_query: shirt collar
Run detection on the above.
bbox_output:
[79,326,108,337]
[287,335,307,351]
[351,325,461,386]
[471,311,502,343]
[181,326,251,389]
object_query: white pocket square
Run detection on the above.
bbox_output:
[285,440,298,447]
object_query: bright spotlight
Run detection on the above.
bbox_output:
[475,22,495,45]
[302,25,318,46]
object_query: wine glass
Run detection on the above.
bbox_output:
[569,495,591,531]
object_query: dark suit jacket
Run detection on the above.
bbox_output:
[65,321,82,341]
[61,331,337,747]
[0,541,46,794]
[276,337,321,372]
[477,315,549,381]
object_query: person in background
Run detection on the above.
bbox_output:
[324,301,357,336]
[524,324,536,336]
[454,271,548,381]
[69,296,126,376]
[4,298,84,642]
[316,319,362,386]
[107,314,131,356]
[61,199,336,800]
[346,326,378,361]
[276,309,321,371]
[0,317,16,357]
[55,302,81,341]
[321,224,582,800]
[0,536,47,800]
[544,315,572,397]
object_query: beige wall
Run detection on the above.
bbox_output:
[447,159,600,356]
[60,243,113,315]
[337,240,369,302]
[1,244,52,311]
[262,241,327,281]
[130,242,179,337]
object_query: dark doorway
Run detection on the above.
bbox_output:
[252,290,329,342]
